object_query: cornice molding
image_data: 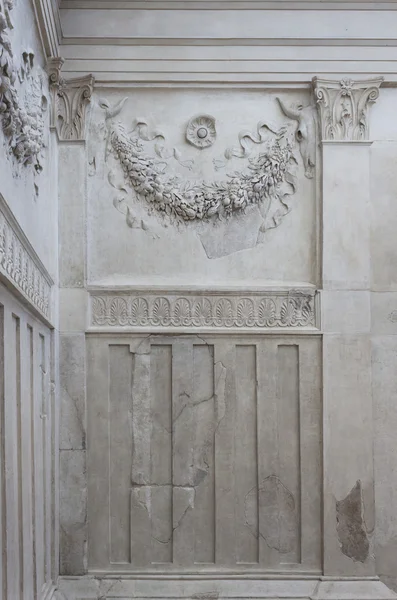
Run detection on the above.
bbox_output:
[52,3,397,84]
[56,4,397,84]
[47,57,94,141]
[59,1,397,9]
[59,36,397,47]
[0,195,53,323]
[31,0,62,57]
[58,7,397,41]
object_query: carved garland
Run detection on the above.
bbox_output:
[90,291,316,329]
[102,100,298,226]
[0,1,46,168]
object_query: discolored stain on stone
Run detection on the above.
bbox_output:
[388,310,397,323]
[336,480,369,563]
[362,481,375,534]
[245,475,297,553]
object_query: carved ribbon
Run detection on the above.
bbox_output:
[225,121,287,159]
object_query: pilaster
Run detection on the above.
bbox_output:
[48,58,94,143]
[48,57,94,577]
[313,77,382,583]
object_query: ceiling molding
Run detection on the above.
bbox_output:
[60,1,397,9]
[54,2,397,85]
[60,37,397,47]
[32,0,62,57]
[58,8,397,43]
[59,41,397,84]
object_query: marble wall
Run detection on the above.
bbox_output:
[0,283,55,600]
[56,69,397,600]
[0,0,59,598]
[86,334,321,573]
[370,94,397,593]
[56,70,397,600]
[4,2,397,600]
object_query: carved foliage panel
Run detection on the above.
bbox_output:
[87,89,318,284]
[0,1,48,169]
[0,195,53,320]
[86,334,322,573]
[90,290,317,331]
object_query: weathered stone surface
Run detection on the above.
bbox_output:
[60,450,87,575]
[336,481,370,563]
[86,335,322,571]
[245,476,297,554]
[60,334,85,451]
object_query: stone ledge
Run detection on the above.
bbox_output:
[56,577,397,600]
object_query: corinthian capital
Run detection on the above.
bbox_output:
[312,77,383,142]
[47,57,94,142]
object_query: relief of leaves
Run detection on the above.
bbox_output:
[214,298,233,327]
[280,298,298,327]
[109,297,128,326]
[295,296,314,325]
[236,298,255,326]
[257,298,276,326]
[173,298,191,326]
[130,297,149,325]
[151,297,171,325]
[192,297,213,326]
[109,120,296,225]
[92,296,108,326]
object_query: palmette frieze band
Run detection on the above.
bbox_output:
[0,196,53,320]
[90,290,317,330]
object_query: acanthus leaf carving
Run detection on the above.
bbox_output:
[48,57,94,141]
[312,77,383,142]
[90,290,317,330]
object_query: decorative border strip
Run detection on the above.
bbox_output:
[0,195,53,321]
[61,1,397,11]
[90,289,317,330]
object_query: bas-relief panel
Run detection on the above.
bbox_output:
[86,88,318,287]
[0,0,57,280]
[86,334,322,574]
